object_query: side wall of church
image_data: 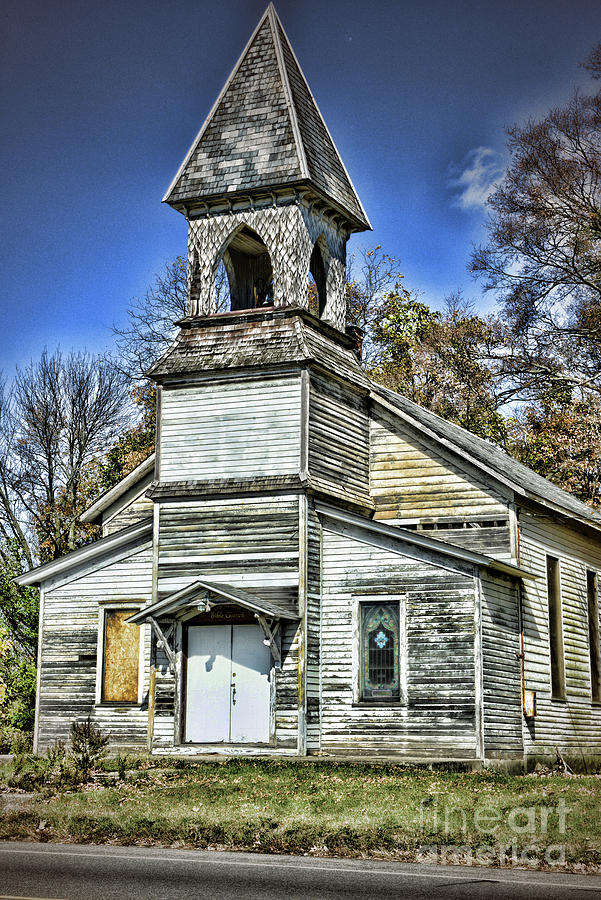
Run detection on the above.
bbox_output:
[317,524,481,759]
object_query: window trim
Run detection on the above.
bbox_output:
[352,595,407,706]
[546,555,566,701]
[95,602,144,707]
[587,570,601,704]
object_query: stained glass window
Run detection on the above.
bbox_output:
[360,602,400,701]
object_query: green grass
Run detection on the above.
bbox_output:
[1,758,601,871]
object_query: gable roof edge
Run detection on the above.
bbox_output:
[15,518,153,587]
[371,390,516,497]
[80,453,155,524]
[371,387,601,535]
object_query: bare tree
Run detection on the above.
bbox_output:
[113,256,230,379]
[5,350,130,561]
[345,245,404,367]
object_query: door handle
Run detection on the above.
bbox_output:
[231,682,236,705]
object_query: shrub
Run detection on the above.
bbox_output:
[70,718,108,782]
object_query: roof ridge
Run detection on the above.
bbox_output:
[272,10,371,228]
[268,5,309,181]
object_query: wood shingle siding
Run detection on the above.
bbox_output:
[519,504,601,762]
[159,375,302,482]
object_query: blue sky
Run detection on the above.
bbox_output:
[1,0,600,373]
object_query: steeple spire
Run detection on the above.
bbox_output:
[164,4,370,231]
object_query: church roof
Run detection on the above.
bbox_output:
[163,4,370,230]
[147,307,371,388]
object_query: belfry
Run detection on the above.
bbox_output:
[163,3,370,330]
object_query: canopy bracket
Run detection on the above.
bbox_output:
[255,614,281,666]
[149,616,176,674]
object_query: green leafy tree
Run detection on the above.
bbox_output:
[369,290,507,443]
[97,384,156,492]
[508,392,601,508]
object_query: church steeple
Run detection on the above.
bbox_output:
[165,5,370,332]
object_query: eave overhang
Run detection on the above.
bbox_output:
[315,502,536,581]
[80,454,156,524]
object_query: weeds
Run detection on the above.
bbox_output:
[70,718,108,782]
[4,718,109,793]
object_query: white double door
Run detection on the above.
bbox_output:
[185,624,271,744]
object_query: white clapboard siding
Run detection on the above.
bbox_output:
[308,373,370,504]
[159,376,301,481]
[480,572,523,757]
[370,410,512,558]
[318,527,478,758]
[157,496,300,605]
[37,542,153,751]
[275,620,301,748]
[519,504,601,762]
[155,495,301,749]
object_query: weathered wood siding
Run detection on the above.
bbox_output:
[318,525,479,759]
[519,505,601,763]
[306,502,322,751]
[370,408,512,559]
[159,375,302,482]
[308,373,370,505]
[36,542,153,751]
[104,491,154,536]
[480,572,523,758]
[157,495,300,747]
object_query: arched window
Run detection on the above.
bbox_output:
[360,602,400,701]
[308,240,327,318]
[218,226,273,312]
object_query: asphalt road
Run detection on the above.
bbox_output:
[0,842,600,899]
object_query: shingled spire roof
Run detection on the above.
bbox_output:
[163,4,370,231]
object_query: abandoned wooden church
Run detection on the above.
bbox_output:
[19,5,601,771]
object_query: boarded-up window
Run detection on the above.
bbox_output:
[102,610,140,703]
[587,570,601,703]
[547,556,565,700]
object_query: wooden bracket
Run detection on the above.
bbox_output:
[255,614,281,666]
[149,616,176,674]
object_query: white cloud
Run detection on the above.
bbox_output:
[448,146,504,211]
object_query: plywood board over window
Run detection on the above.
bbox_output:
[102,610,140,703]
